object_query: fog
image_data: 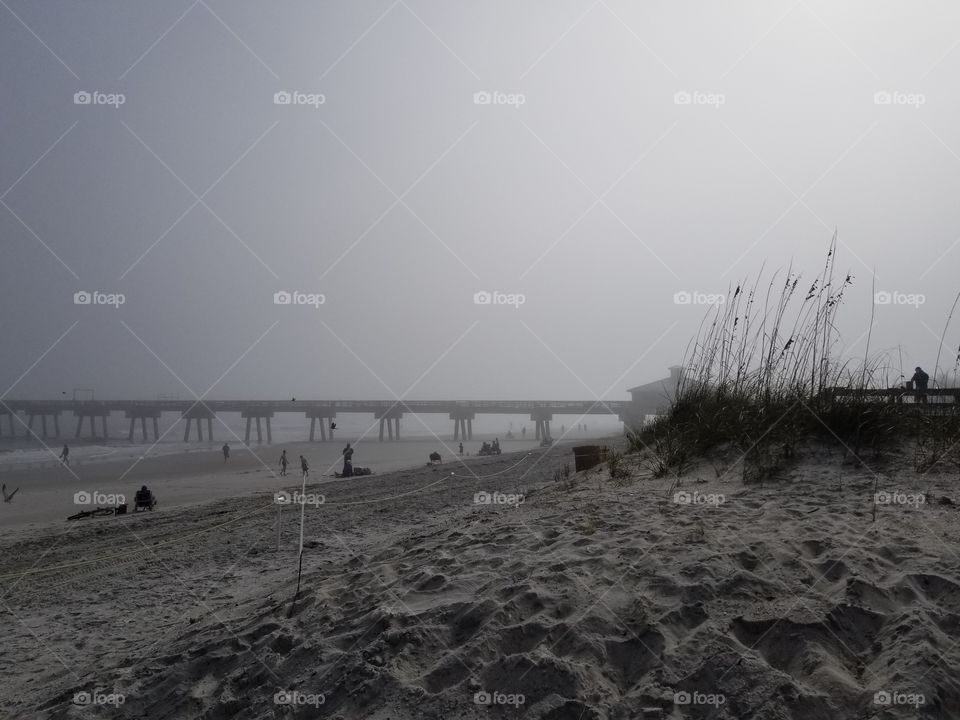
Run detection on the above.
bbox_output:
[3,1,960,402]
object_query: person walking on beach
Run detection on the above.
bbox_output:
[222,443,230,462]
[279,449,288,476]
[58,444,70,467]
[911,366,930,403]
[299,455,309,479]
[342,443,354,478]
[458,442,463,455]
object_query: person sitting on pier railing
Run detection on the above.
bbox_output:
[910,366,929,404]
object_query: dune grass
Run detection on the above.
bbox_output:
[629,236,960,479]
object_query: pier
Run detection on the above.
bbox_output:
[0,398,647,445]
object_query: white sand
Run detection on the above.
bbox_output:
[2,441,960,718]
[0,437,543,530]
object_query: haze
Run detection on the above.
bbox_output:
[3,0,959,402]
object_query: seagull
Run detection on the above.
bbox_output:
[2,484,19,503]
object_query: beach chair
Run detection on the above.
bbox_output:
[134,488,156,512]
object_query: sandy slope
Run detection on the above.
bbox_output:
[3,442,960,719]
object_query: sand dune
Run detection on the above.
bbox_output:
[3,443,960,718]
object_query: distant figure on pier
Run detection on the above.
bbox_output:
[222,443,230,461]
[911,366,930,403]
[493,438,500,453]
[2,484,19,503]
[521,426,526,437]
[458,442,464,455]
[59,444,70,467]
[300,455,309,478]
[279,450,288,476]
[342,443,354,477]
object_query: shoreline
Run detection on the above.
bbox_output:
[0,436,600,536]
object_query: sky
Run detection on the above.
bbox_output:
[3,0,960,402]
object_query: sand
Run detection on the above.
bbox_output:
[0,437,542,529]
[2,441,960,718]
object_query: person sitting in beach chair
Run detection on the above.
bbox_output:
[134,485,156,512]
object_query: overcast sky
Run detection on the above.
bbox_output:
[3,1,960,402]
